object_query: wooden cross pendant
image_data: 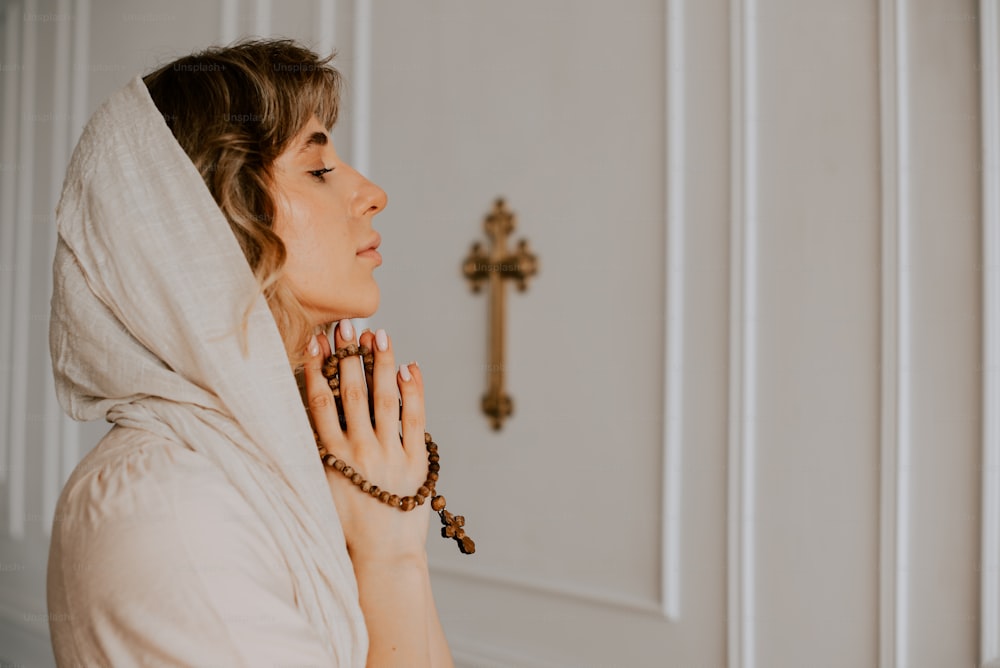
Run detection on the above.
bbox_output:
[462,198,538,430]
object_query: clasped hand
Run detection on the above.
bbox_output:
[303,320,431,564]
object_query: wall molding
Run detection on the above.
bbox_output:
[8,0,39,540]
[727,1,758,667]
[429,0,682,622]
[315,0,336,56]
[430,562,666,618]
[0,2,21,489]
[220,0,238,44]
[662,0,685,622]
[878,1,911,667]
[981,0,1000,663]
[253,0,271,37]
[351,0,371,175]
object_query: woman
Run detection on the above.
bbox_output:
[47,39,454,666]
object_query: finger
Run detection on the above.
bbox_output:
[398,361,426,458]
[302,333,347,451]
[370,328,402,444]
[317,328,348,429]
[358,329,376,425]
[333,319,373,437]
[318,326,332,357]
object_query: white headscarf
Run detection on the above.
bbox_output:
[49,74,367,665]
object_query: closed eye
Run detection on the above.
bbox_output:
[308,166,334,181]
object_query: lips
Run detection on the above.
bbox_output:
[357,232,382,265]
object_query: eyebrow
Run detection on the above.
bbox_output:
[297,131,328,153]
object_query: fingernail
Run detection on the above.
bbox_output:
[399,363,412,382]
[375,329,388,352]
[307,334,320,357]
[338,319,354,341]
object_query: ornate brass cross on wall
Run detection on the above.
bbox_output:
[462,199,539,430]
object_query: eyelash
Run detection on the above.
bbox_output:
[308,166,334,181]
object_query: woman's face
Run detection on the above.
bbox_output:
[271,116,388,326]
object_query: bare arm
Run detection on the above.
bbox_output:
[353,555,432,665]
[426,569,454,667]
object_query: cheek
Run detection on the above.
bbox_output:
[276,194,352,277]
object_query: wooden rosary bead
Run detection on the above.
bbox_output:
[335,343,358,358]
[316,344,475,554]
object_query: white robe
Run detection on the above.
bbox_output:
[46,75,367,666]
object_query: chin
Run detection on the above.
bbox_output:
[357,286,380,317]
[327,290,380,323]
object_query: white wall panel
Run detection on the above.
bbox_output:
[663,0,686,621]
[904,2,980,666]
[0,1,22,491]
[983,0,1000,662]
[727,0,758,665]
[879,1,909,665]
[750,1,883,666]
[350,0,370,175]
[0,1,987,666]
[9,0,39,542]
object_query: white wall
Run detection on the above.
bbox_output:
[0,1,993,666]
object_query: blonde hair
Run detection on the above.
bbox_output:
[143,39,341,371]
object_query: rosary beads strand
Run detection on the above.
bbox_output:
[316,344,475,555]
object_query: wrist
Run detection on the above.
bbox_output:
[352,548,429,573]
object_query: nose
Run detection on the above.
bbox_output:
[350,168,388,218]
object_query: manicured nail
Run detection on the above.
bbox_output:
[399,363,412,382]
[338,319,354,341]
[307,334,320,357]
[375,329,388,352]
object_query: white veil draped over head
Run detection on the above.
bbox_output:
[49,75,367,664]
